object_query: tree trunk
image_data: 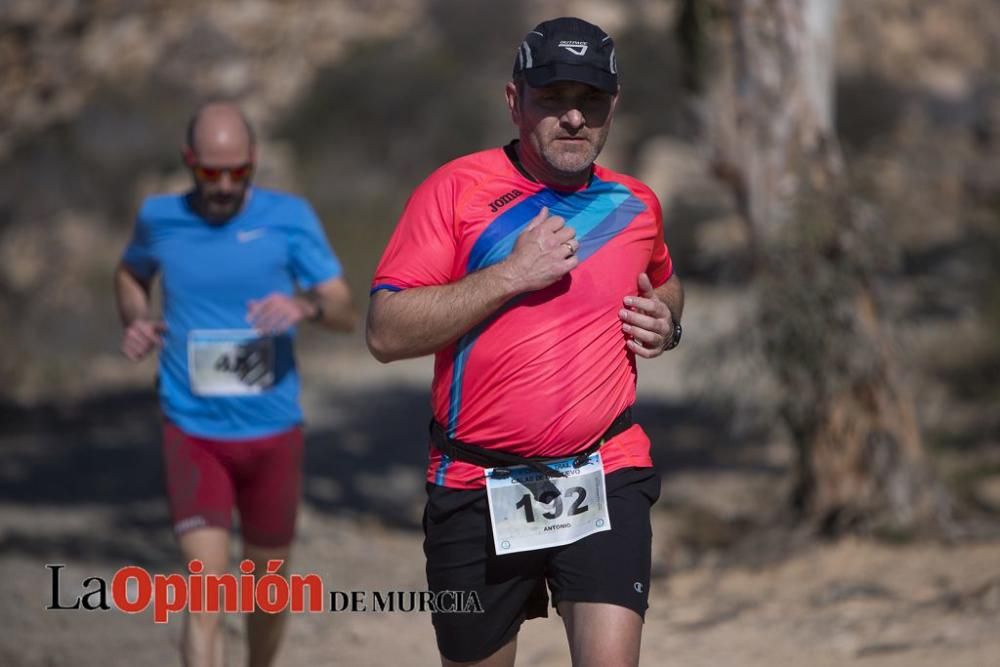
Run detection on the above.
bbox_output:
[701,0,946,534]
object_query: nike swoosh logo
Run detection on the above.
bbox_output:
[237,229,266,243]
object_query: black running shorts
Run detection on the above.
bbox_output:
[423,467,661,663]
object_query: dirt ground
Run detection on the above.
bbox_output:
[2,343,998,667]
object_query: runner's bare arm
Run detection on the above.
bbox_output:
[367,266,521,362]
[114,262,153,326]
[246,277,357,335]
[114,262,165,361]
[367,207,579,362]
[656,272,684,323]
[301,276,357,332]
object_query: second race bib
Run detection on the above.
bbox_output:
[187,329,275,396]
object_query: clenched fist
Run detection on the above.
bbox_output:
[502,206,579,293]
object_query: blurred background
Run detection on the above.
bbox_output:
[1,0,998,665]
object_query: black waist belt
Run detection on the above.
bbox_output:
[429,407,633,479]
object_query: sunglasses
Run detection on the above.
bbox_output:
[192,163,253,183]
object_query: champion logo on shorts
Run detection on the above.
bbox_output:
[634,582,644,594]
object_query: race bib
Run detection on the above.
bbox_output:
[187,330,274,396]
[485,453,611,555]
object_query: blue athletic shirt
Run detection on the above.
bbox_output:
[122,187,342,439]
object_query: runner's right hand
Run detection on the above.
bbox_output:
[502,207,579,293]
[233,339,273,387]
[121,319,166,361]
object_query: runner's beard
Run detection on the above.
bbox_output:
[199,189,247,222]
[540,141,600,176]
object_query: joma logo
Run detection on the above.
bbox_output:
[488,189,523,213]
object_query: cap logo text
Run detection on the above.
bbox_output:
[558,40,589,56]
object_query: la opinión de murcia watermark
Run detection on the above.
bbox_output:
[46,561,484,623]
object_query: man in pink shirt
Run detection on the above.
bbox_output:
[368,17,684,666]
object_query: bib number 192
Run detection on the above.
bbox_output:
[514,486,588,523]
[485,454,611,554]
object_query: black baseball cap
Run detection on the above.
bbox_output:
[512,17,618,94]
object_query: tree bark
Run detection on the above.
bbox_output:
[702,0,946,534]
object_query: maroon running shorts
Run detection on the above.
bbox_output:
[162,421,304,547]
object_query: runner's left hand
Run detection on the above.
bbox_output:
[247,293,312,335]
[619,272,674,359]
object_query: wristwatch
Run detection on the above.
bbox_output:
[303,294,323,322]
[309,301,324,322]
[664,321,682,351]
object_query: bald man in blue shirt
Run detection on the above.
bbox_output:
[114,102,356,667]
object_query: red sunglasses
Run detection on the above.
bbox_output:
[192,163,253,183]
